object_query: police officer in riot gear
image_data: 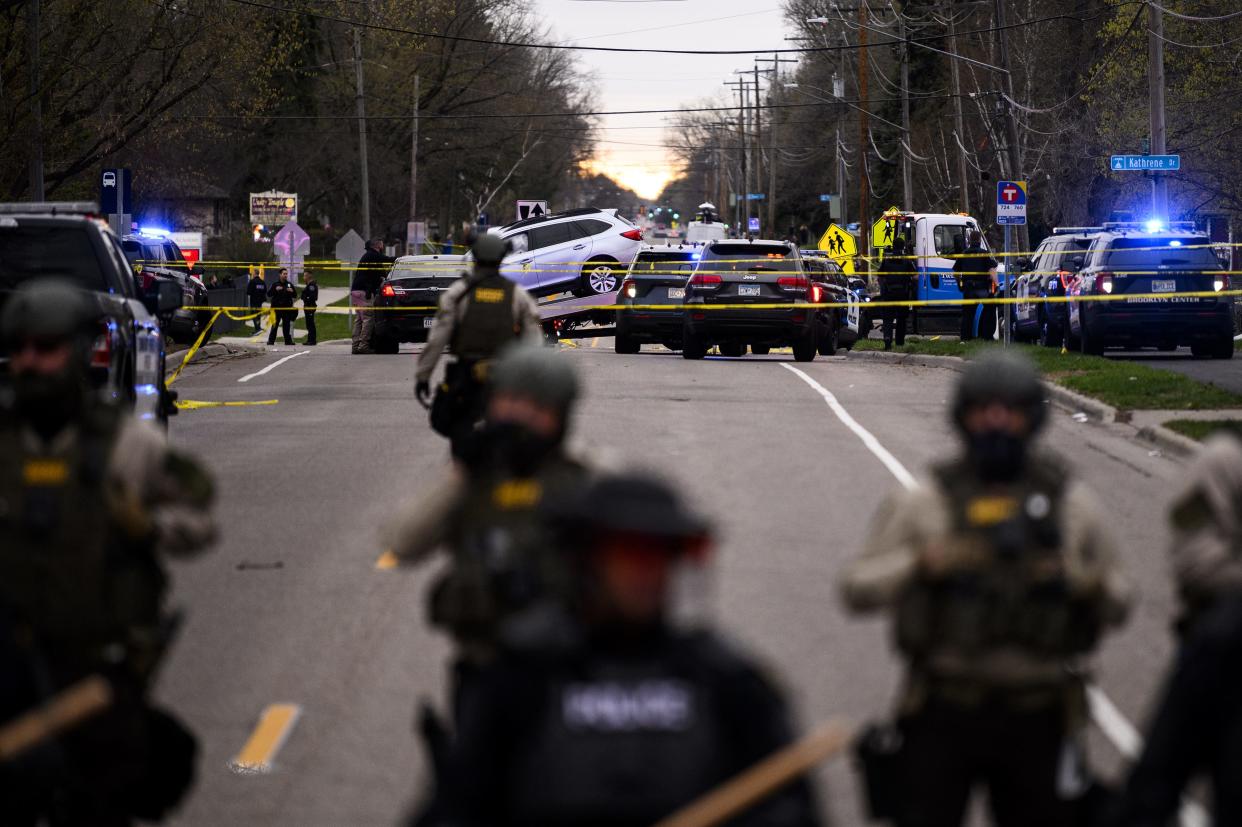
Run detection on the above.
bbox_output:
[414,232,541,458]
[426,472,821,827]
[388,344,591,711]
[841,350,1129,827]
[0,281,217,824]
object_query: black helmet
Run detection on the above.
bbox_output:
[490,344,579,413]
[951,350,1046,434]
[472,232,511,266]
[546,471,710,546]
[1,280,95,347]
[891,235,907,256]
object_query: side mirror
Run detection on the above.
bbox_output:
[156,280,182,313]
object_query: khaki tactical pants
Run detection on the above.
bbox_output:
[351,291,373,352]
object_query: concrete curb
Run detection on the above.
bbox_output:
[844,348,1202,458]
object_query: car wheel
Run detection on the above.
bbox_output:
[614,329,640,354]
[719,341,745,358]
[751,344,771,355]
[682,329,708,360]
[575,259,619,297]
[792,328,817,362]
[1080,322,1104,357]
[371,333,399,354]
[1038,317,1061,349]
[818,320,839,356]
[1214,337,1236,360]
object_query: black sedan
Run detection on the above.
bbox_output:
[614,245,699,354]
[370,255,467,354]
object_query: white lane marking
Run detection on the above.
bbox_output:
[781,364,918,491]
[783,362,1208,827]
[238,351,308,383]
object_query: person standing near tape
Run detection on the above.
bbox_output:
[301,271,319,347]
[841,350,1130,827]
[879,236,918,350]
[414,232,541,459]
[266,268,297,347]
[422,472,821,827]
[246,268,267,333]
[351,238,395,354]
[387,345,590,717]
[953,230,997,342]
[0,281,217,823]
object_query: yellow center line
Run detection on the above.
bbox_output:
[230,703,301,774]
[375,550,400,570]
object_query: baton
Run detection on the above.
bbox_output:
[0,675,114,761]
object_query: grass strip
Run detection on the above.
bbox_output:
[1163,419,1242,442]
[852,339,1242,411]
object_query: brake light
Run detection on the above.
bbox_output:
[809,283,824,303]
[1096,272,1114,294]
[776,276,809,292]
[689,273,721,289]
[620,229,643,241]
[1215,274,1229,292]
[91,323,112,369]
[381,283,396,298]
[621,279,637,299]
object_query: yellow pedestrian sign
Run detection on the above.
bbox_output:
[871,206,904,253]
[818,223,857,275]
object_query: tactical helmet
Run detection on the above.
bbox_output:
[0,280,95,347]
[490,344,579,413]
[891,235,907,256]
[546,471,710,546]
[472,232,511,266]
[951,350,1046,434]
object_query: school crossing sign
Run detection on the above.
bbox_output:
[996,180,1027,225]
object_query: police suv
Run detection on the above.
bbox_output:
[1066,222,1233,358]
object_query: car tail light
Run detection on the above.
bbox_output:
[91,323,112,370]
[1214,274,1229,292]
[381,283,396,298]
[689,273,721,289]
[620,229,643,241]
[777,276,809,292]
[621,279,637,299]
[1096,272,1114,294]
[809,283,824,303]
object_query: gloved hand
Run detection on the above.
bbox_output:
[415,379,432,408]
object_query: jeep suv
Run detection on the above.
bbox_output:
[1067,223,1233,358]
[0,203,180,422]
[494,208,642,298]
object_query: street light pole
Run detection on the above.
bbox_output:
[353,25,372,240]
[948,5,970,213]
[410,74,419,238]
[1148,1,1168,222]
[897,4,913,211]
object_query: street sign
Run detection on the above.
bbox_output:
[273,221,310,282]
[334,229,366,266]
[748,217,760,233]
[250,191,297,226]
[818,223,857,275]
[871,206,904,252]
[746,193,766,201]
[100,168,131,214]
[996,180,1027,226]
[1110,154,1180,172]
[516,200,548,221]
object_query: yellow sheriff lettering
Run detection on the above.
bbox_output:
[23,458,68,486]
[966,496,1019,527]
[474,287,505,303]
[492,479,543,509]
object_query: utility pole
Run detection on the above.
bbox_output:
[753,65,763,234]
[993,0,1025,251]
[353,25,372,240]
[897,4,913,212]
[948,4,970,213]
[409,74,419,235]
[858,3,870,249]
[27,0,43,201]
[757,54,795,235]
[1148,1,1168,222]
[725,79,748,231]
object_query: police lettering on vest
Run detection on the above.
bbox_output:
[563,680,695,732]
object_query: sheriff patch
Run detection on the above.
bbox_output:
[562,680,694,732]
[473,287,505,303]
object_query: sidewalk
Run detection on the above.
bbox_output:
[217,286,353,347]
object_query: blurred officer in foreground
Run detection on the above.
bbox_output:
[841,350,1129,827]
[387,345,589,710]
[414,232,541,459]
[953,229,997,342]
[427,472,821,827]
[879,236,917,350]
[0,281,217,824]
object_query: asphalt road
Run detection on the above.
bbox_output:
[1112,344,1242,395]
[160,340,1193,826]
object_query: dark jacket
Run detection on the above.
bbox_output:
[351,249,394,297]
[267,280,298,311]
[879,256,918,299]
[301,282,319,309]
[434,620,821,827]
[952,246,997,295]
[246,278,267,306]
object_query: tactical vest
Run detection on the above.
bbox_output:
[502,648,724,824]
[895,457,1105,661]
[452,271,518,362]
[0,407,166,671]
[428,456,584,643]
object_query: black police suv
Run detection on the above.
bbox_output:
[0,203,181,423]
[682,240,819,361]
[122,232,211,344]
[803,255,865,355]
[1012,228,1099,348]
[1066,223,1234,358]
[370,254,468,354]
[614,245,699,354]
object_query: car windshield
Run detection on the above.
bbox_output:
[1103,237,1219,269]
[699,244,799,273]
[631,252,696,274]
[0,225,108,291]
[387,262,463,280]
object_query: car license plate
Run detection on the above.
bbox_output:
[423,317,434,328]
[1151,279,1177,293]
[668,287,685,299]
[738,285,761,297]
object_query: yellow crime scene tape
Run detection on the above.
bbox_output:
[176,399,279,410]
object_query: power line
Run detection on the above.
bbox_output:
[1146,1,1242,22]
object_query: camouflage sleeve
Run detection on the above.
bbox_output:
[514,289,543,344]
[839,487,924,613]
[416,283,465,383]
[1167,436,1242,604]
[1067,482,1132,627]
[382,473,465,564]
[109,420,218,558]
